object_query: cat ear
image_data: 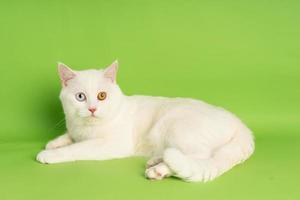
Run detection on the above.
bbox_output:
[58,62,76,87]
[104,60,118,83]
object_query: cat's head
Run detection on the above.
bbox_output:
[58,60,124,122]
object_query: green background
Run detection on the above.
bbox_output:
[1,0,299,199]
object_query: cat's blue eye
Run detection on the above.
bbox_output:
[75,92,86,102]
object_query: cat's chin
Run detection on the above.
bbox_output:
[87,115,100,120]
[81,115,102,125]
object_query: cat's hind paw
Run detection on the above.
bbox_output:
[145,162,172,180]
[146,157,163,169]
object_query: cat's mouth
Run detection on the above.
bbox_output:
[85,115,99,122]
[78,111,100,119]
[90,114,97,118]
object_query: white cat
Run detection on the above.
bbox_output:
[37,60,255,182]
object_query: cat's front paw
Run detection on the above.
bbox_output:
[36,150,65,164]
[145,162,172,180]
[45,140,60,150]
[45,137,72,150]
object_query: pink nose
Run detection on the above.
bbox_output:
[88,107,97,113]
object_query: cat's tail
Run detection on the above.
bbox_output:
[163,127,255,182]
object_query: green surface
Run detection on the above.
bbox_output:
[0,0,300,199]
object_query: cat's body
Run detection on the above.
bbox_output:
[37,61,254,182]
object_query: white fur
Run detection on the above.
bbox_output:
[37,61,255,182]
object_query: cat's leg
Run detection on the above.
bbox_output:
[144,118,212,181]
[163,130,254,182]
[45,133,73,150]
[37,139,132,164]
[145,115,254,182]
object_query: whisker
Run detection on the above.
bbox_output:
[54,118,65,128]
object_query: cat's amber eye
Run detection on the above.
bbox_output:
[97,92,107,101]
